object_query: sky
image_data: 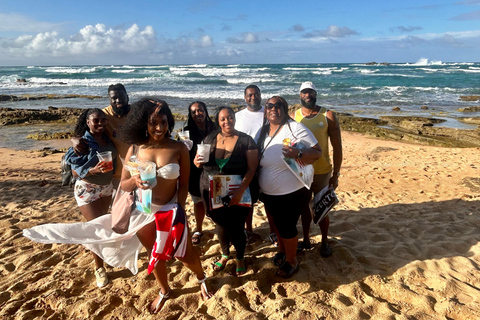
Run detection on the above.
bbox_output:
[0,0,479,65]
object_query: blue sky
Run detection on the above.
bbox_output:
[1,0,479,65]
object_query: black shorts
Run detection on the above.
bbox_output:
[260,187,312,239]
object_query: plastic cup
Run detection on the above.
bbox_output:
[178,130,189,140]
[138,161,156,187]
[97,151,113,172]
[196,144,210,163]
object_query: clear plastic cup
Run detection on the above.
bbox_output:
[196,144,210,163]
[138,161,156,187]
[97,151,113,172]
[178,130,189,140]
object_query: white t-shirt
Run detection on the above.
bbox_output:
[255,120,318,195]
[235,107,264,138]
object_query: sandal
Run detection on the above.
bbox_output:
[296,240,312,253]
[235,258,247,276]
[276,261,300,279]
[192,231,203,245]
[269,233,278,247]
[197,274,214,300]
[213,254,230,272]
[272,252,286,267]
[150,289,171,314]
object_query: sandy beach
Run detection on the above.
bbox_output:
[0,131,479,319]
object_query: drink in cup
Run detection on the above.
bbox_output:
[196,144,210,163]
[138,161,156,187]
[178,130,189,140]
[97,151,113,172]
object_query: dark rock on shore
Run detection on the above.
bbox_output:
[0,107,85,125]
[0,94,102,102]
[459,95,480,102]
[458,106,480,112]
[3,107,479,148]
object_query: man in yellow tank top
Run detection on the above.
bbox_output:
[292,81,343,257]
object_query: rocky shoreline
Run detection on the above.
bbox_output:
[1,105,479,148]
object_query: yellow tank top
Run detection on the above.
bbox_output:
[294,107,332,174]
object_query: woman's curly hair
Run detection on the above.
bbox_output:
[73,108,105,137]
[119,98,175,145]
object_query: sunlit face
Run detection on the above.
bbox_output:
[147,111,169,142]
[244,88,261,111]
[86,111,108,134]
[218,109,235,134]
[108,89,129,115]
[300,89,317,109]
[190,103,206,126]
[265,98,284,124]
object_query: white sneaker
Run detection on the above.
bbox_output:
[94,267,109,288]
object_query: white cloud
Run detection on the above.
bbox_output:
[303,25,359,38]
[226,32,259,43]
[0,24,157,58]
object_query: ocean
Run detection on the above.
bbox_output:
[1,59,479,149]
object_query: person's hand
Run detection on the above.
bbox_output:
[282,145,300,159]
[193,154,205,167]
[228,189,243,206]
[131,174,155,190]
[329,175,339,190]
[72,137,89,156]
[89,161,109,175]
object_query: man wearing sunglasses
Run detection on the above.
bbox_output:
[293,81,343,258]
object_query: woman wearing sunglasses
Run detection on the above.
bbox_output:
[255,96,321,278]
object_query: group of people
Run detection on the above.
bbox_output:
[24,81,343,314]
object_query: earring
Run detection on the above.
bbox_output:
[146,130,149,138]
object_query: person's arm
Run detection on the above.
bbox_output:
[327,110,343,189]
[120,146,149,192]
[71,136,89,156]
[229,149,258,206]
[177,143,190,208]
[282,143,322,165]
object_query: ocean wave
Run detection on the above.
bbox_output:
[45,67,98,74]
[112,69,136,73]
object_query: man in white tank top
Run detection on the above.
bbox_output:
[294,81,343,258]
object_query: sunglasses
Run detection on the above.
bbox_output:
[89,118,108,124]
[265,103,283,110]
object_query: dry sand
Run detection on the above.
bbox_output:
[0,132,479,319]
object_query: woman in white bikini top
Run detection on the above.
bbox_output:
[119,99,213,314]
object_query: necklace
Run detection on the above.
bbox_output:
[219,131,235,145]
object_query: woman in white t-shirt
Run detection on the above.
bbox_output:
[255,96,321,278]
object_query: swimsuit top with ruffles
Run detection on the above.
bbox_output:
[157,163,180,180]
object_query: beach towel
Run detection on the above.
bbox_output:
[147,204,188,274]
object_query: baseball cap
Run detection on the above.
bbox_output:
[299,81,317,93]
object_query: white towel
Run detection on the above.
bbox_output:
[23,211,155,275]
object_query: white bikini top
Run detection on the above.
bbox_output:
[157,163,180,180]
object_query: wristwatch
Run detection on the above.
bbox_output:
[297,150,303,159]
[333,171,340,177]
